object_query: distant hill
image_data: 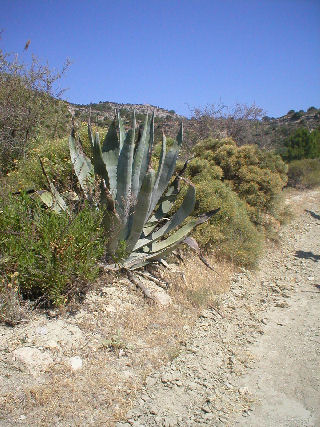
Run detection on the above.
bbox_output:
[259,107,320,149]
[66,101,320,151]
[263,107,320,129]
[68,100,181,123]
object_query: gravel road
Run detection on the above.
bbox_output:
[117,189,320,427]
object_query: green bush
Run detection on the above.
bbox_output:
[287,159,320,188]
[281,128,320,161]
[191,138,288,224]
[191,179,264,267]
[0,192,105,306]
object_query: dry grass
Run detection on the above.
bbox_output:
[0,252,234,426]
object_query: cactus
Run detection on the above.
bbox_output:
[41,112,219,269]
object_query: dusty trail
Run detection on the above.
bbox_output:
[118,189,320,427]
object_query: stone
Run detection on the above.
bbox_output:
[13,346,53,371]
[67,356,83,371]
[153,291,172,306]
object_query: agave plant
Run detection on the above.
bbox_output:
[39,111,218,270]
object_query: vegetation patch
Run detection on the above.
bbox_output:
[0,192,105,308]
[287,158,320,189]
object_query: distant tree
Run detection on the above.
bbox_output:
[187,102,266,148]
[282,128,320,161]
[290,111,303,121]
[307,106,317,112]
[287,110,295,115]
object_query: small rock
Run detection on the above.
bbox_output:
[13,347,53,371]
[68,356,83,371]
[238,387,248,395]
[146,377,157,387]
[153,291,172,306]
[275,302,289,308]
[308,276,315,281]
[36,326,48,335]
[45,339,59,349]
[204,413,215,420]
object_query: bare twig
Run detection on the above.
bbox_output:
[126,271,157,302]
[136,271,168,289]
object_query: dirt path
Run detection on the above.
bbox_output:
[117,189,320,427]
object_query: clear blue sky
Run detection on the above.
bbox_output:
[1,0,320,117]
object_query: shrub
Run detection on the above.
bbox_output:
[0,192,105,306]
[190,179,264,267]
[192,138,288,224]
[287,159,320,188]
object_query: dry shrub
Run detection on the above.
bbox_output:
[287,158,320,189]
[0,276,30,326]
[168,253,233,308]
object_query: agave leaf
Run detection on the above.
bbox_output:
[69,129,94,196]
[126,169,155,253]
[150,184,196,241]
[144,175,180,230]
[48,182,69,214]
[116,112,136,222]
[134,184,195,251]
[145,157,189,229]
[39,158,69,214]
[148,123,183,217]
[184,236,217,272]
[118,110,126,151]
[92,131,110,189]
[148,208,219,254]
[101,115,120,198]
[183,236,200,253]
[140,113,154,185]
[88,123,94,148]
[36,190,54,208]
[131,114,150,200]
[37,188,68,214]
[153,132,167,194]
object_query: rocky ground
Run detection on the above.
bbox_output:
[117,189,320,427]
[0,189,319,426]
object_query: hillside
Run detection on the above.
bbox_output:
[264,107,320,129]
[68,100,181,127]
[67,101,320,151]
[260,107,320,149]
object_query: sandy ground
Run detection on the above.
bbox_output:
[234,191,320,427]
